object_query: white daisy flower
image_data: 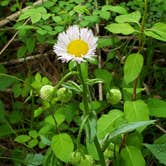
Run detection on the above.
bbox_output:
[53,25,98,63]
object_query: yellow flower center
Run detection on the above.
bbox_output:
[67,39,89,57]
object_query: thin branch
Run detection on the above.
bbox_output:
[0,0,48,27]
[0,53,49,65]
[0,18,30,56]
[156,124,166,134]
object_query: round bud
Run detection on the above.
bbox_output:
[106,88,122,105]
[56,87,72,103]
[40,85,54,101]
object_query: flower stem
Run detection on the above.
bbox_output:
[77,64,106,166]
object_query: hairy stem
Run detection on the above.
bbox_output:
[77,64,106,166]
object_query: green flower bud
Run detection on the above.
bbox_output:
[56,87,72,103]
[40,85,54,101]
[106,88,122,105]
[70,151,82,165]
[80,155,94,166]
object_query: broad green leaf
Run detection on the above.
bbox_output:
[31,13,42,24]
[29,130,38,139]
[97,110,124,139]
[94,69,112,88]
[106,23,136,35]
[144,22,166,42]
[115,11,141,24]
[105,120,155,142]
[100,10,110,20]
[120,146,145,166]
[51,133,74,162]
[102,5,128,14]
[124,100,149,124]
[98,120,155,151]
[124,53,143,84]
[144,143,166,165]
[147,98,166,118]
[27,139,38,148]
[45,111,65,126]
[15,135,31,144]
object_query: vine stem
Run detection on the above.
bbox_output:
[77,64,106,166]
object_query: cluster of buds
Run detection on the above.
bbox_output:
[40,85,72,103]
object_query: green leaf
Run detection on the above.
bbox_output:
[94,69,112,88]
[29,130,38,139]
[106,23,136,35]
[51,133,74,162]
[98,38,117,48]
[15,135,31,144]
[115,11,141,24]
[17,46,27,58]
[100,10,110,20]
[86,111,97,142]
[144,143,166,165]
[31,12,42,24]
[120,146,145,166]
[62,81,82,93]
[144,22,166,42]
[147,98,166,118]
[103,120,155,151]
[34,107,44,118]
[8,110,22,124]
[124,100,149,124]
[0,124,14,138]
[52,16,62,23]
[124,53,143,84]
[0,75,16,90]
[154,134,166,144]
[26,38,35,53]
[45,111,65,126]
[12,83,22,97]
[97,110,124,139]
[86,140,99,160]
[27,139,38,148]
[102,5,128,14]
[74,5,90,14]
[110,121,154,140]
[25,153,44,166]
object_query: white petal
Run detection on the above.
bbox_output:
[66,25,80,40]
